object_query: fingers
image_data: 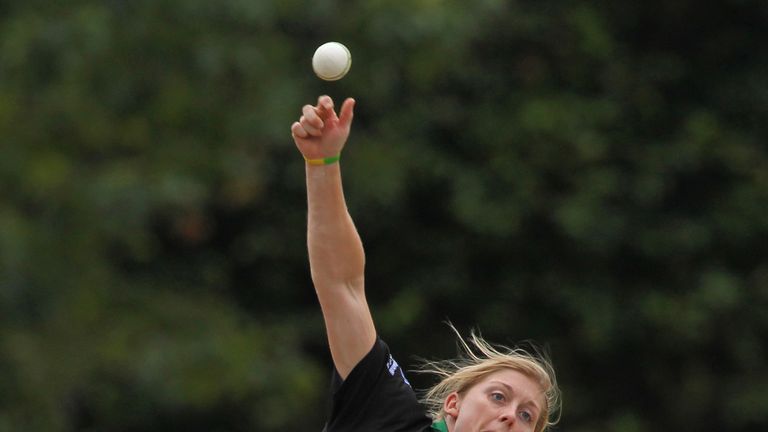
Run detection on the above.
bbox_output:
[300,104,323,136]
[292,96,354,138]
[316,95,337,123]
[317,95,334,112]
[339,98,355,129]
[291,121,308,139]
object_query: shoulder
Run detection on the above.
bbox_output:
[325,337,432,432]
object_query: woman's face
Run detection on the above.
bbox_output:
[444,369,545,432]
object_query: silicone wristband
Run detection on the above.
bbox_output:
[304,154,341,166]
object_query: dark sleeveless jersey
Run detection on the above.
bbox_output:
[322,337,436,432]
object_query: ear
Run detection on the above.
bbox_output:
[443,392,460,418]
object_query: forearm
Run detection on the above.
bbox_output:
[306,163,365,290]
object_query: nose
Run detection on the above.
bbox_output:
[499,409,517,428]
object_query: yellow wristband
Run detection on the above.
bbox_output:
[304,154,341,165]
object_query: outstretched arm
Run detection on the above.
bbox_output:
[291,95,376,380]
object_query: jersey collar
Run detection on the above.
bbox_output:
[431,418,449,432]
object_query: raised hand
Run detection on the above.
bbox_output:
[291,95,355,161]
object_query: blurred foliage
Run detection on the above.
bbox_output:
[1,0,767,431]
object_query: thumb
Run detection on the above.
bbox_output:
[338,98,355,129]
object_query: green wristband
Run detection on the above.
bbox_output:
[304,154,341,165]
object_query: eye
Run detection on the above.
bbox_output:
[490,392,506,403]
[518,410,534,424]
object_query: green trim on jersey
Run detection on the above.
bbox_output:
[431,418,449,432]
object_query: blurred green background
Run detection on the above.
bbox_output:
[1,0,767,431]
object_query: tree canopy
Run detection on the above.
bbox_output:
[1,1,767,431]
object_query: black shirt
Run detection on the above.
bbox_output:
[323,337,434,432]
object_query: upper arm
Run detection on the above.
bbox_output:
[315,277,377,380]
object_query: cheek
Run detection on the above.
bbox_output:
[456,398,495,424]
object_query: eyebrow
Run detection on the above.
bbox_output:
[488,381,542,413]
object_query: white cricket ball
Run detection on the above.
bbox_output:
[312,42,351,81]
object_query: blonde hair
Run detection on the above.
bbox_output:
[417,326,561,432]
